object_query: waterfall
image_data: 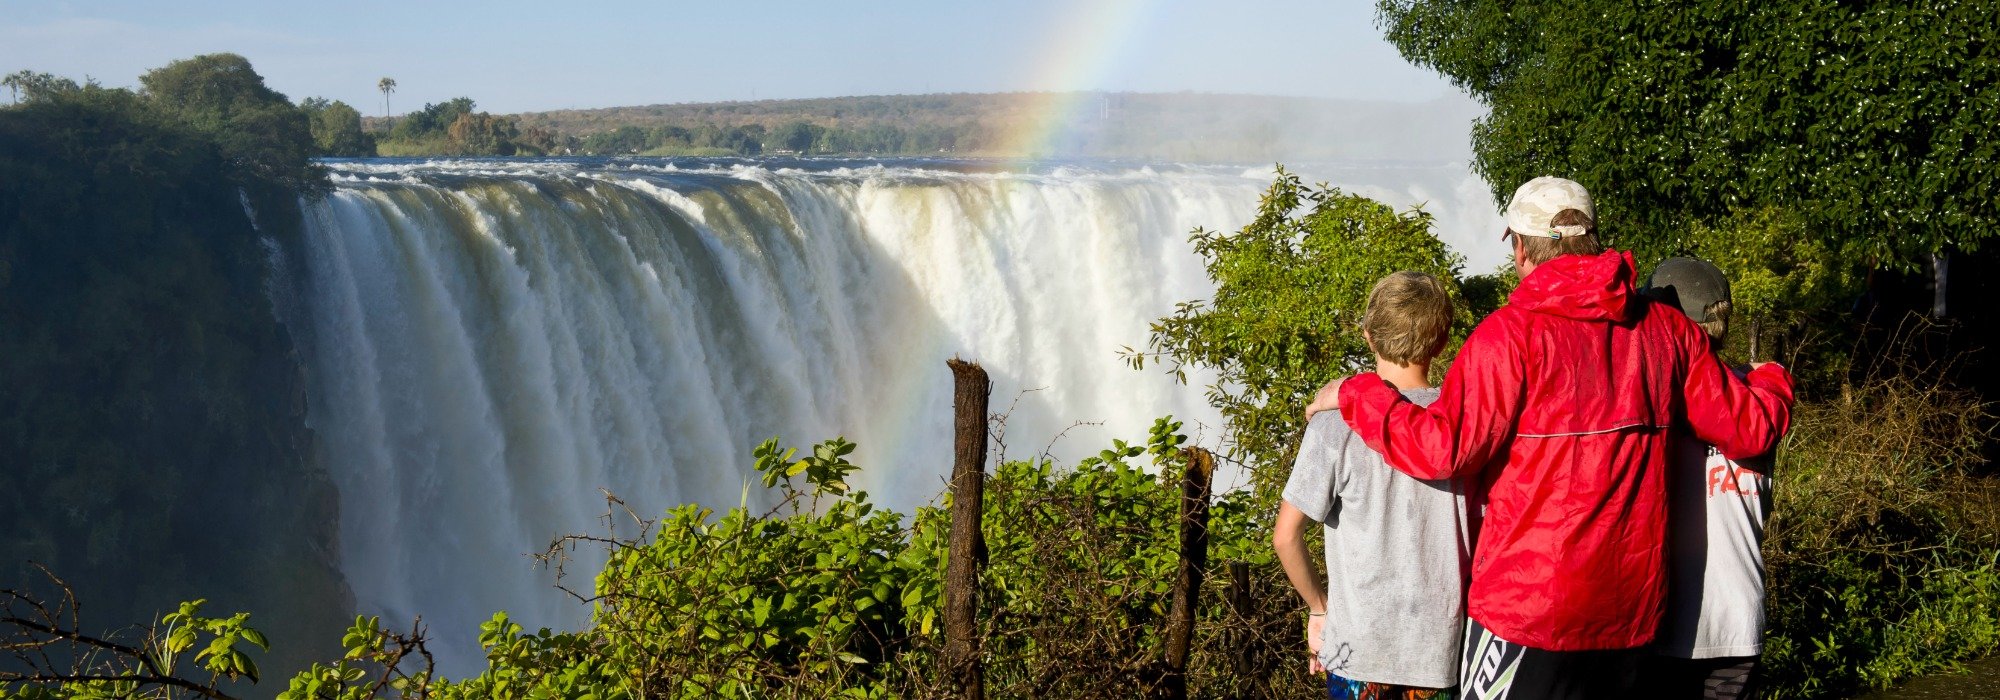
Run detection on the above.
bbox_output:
[285,158,1501,672]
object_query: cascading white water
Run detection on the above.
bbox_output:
[286,158,1502,673]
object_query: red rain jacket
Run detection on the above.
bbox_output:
[1336,250,1795,651]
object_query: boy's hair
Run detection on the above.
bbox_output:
[1514,208,1606,265]
[1695,300,1731,343]
[1363,271,1454,365]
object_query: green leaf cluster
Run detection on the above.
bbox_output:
[1377,0,2000,271]
[300,98,375,158]
[1129,167,1471,493]
[0,599,270,699]
[755,436,861,497]
[162,600,270,684]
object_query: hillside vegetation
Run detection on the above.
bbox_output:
[361,91,1482,161]
[0,54,350,686]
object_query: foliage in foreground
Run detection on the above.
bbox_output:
[0,581,272,700]
[1127,167,1488,497]
[2,420,1315,700]
[1760,343,2000,698]
[351,420,1304,699]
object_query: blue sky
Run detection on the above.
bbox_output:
[1,0,1464,114]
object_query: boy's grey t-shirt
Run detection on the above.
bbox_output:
[1282,388,1473,689]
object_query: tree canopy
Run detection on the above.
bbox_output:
[1377,0,2000,271]
[1130,169,1476,490]
[377,97,546,156]
[138,53,324,193]
[3,71,82,104]
[300,97,375,157]
[1,58,350,681]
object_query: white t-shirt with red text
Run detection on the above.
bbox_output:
[1655,433,1774,659]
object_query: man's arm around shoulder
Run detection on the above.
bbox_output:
[1682,330,1798,460]
[1334,319,1527,481]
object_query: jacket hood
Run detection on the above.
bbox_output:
[1507,250,1637,322]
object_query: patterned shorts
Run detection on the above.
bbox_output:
[1459,617,1644,700]
[1327,671,1456,700]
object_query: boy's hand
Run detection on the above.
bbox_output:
[1305,377,1347,420]
[1306,613,1326,674]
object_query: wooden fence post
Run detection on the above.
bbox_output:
[944,358,990,700]
[1228,561,1255,679]
[1159,446,1215,699]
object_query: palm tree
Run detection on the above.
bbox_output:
[377,77,397,119]
[3,71,25,104]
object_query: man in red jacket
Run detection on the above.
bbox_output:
[1305,177,1795,699]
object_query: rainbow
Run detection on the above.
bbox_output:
[996,0,1156,158]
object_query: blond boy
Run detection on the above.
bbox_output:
[1275,271,1471,700]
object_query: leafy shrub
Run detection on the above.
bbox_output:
[1128,167,1472,496]
[254,418,1317,700]
[947,419,1306,698]
[0,580,273,699]
[1762,356,2000,698]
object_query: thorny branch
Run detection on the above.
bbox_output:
[1,564,238,700]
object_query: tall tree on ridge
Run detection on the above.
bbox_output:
[377,76,396,119]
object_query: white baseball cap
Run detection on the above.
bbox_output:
[1505,176,1595,240]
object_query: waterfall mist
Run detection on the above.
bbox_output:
[280,157,1499,672]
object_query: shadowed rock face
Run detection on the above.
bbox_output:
[1,97,351,683]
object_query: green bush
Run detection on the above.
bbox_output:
[1127,167,1473,496]
[1762,366,2000,698]
[258,418,1311,700]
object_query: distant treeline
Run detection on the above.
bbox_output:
[363,94,1013,157]
[508,93,1027,156]
[507,92,1482,160]
[370,97,560,156]
[362,95,989,157]
[350,91,1483,161]
[563,120,975,156]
